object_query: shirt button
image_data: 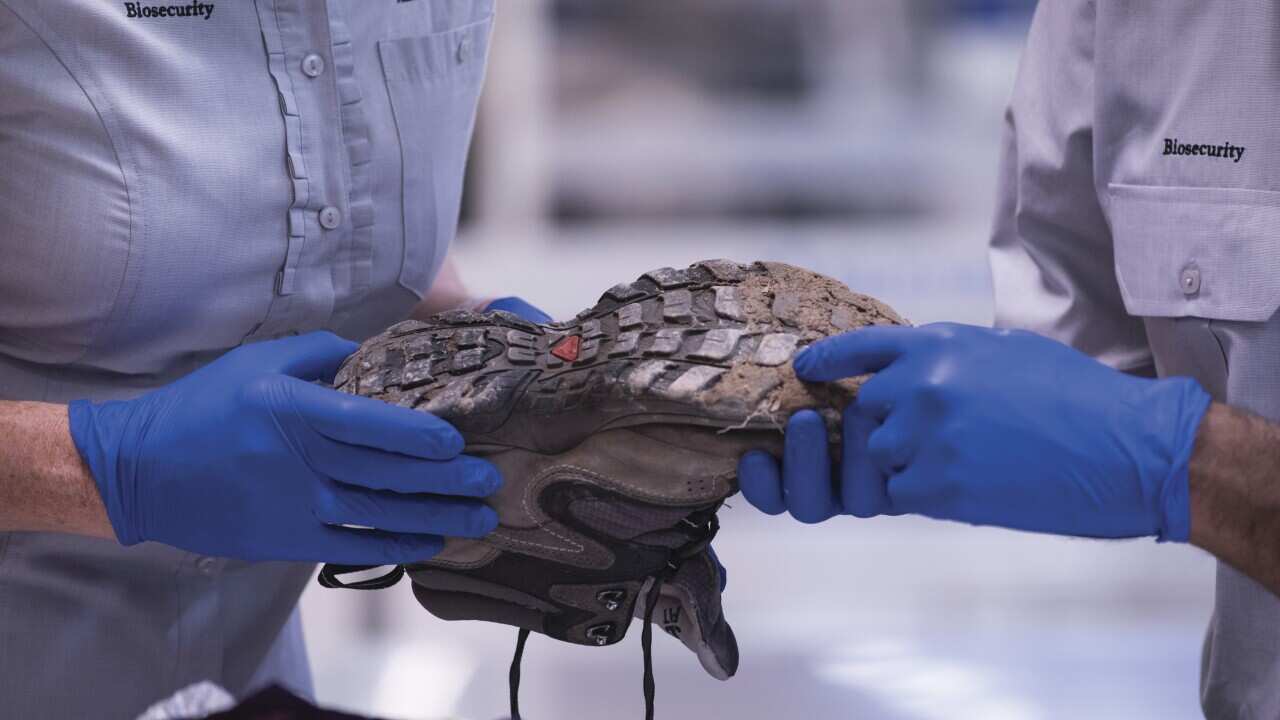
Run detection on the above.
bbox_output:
[196,557,218,576]
[456,36,471,64]
[301,53,325,78]
[1180,265,1201,296]
[319,205,342,230]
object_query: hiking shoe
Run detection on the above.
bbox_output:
[322,260,905,714]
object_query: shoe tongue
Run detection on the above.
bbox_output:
[636,549,739,681]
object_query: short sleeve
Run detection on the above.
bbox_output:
[988,0,1153,372]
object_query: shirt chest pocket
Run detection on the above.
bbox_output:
[378,16,493,298]
[1107,183,1280,323]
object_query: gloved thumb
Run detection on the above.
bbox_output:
[793,325,913,382]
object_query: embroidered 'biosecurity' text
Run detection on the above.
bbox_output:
[1164,138,1245,163]
[124,2,215,19]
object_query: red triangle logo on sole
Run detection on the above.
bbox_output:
[550,335,582,362]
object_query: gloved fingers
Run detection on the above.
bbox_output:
[792,325,919,382]
[484,296,552,324]
[782,410,841,523]
[883,465,951,519]
[850,364,913,421]
[304,431,500,496]
[866,409,916,476]
[241,331,360,382]
[316,484,499,537]
[841,403,895,517]
[287,379,465,460]
[315,526,446,565]
[737,451,786,515]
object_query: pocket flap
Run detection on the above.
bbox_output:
[1108,183,1280,321]
[377,15,493,84]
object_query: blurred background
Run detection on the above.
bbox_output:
[302,2,1216,718]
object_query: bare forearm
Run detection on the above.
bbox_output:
[1190,403,1280,596]
[0,401,113,539]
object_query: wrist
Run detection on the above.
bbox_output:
[67,399,143,545]
[0,401,114,539]
[1187,402,1243,556]
[1154,378,1212,543]
[1185,402,1280,596]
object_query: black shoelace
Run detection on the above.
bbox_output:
[508,512,720,720]
[317,563,404,590]
[318,511,721,720]
[509,627,531,719]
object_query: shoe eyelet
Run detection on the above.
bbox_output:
[585,623,614,645]
[596,589,626,611]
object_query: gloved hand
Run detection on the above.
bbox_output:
[484,296,552,324]
[69,332,502,563]
[739,323,1212,541]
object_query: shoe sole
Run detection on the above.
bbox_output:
[335,259,906,453]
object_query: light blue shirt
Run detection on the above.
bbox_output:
[991,1,1280,716]
[0,0,492,715]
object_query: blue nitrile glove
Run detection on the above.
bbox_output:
[739,323,1212,541]
[485,296,552,324]
[69,332,501,563]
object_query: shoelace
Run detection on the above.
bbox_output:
[317,563,404,590]
[506,573,665,720]
[318,511,721,720]
[508,511,720,720]
[509,628,530,719]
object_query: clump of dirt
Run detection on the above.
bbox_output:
[697,261,908,437]
[738,261,906,338]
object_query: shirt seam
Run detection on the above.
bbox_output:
[0,0,137,366]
